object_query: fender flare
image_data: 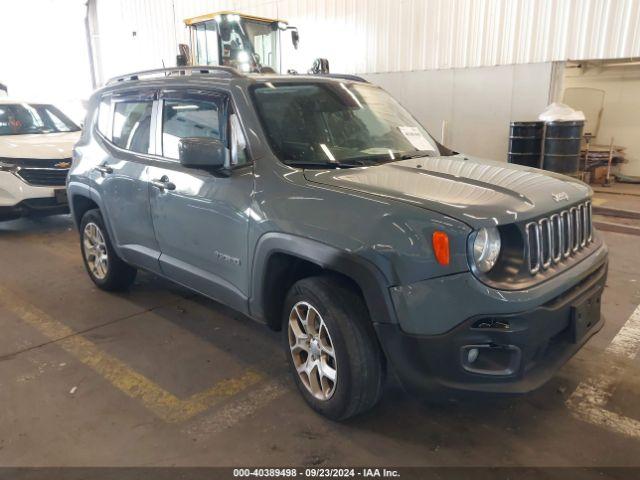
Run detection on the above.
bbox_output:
[67,182,121,256]
[249,232,399,325]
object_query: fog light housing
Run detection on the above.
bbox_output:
[461,344,521,376]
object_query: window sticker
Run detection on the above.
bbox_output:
[398,126,435,151]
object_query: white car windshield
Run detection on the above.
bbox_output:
[0,103,79,136]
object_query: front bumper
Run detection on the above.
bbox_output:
[376,252,608,396]
[0,171,68,220]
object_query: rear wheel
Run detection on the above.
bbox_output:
[80,209,136,291]
[283,275,384,420]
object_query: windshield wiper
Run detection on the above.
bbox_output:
[336,150,437,165]
[399,150,436,160]
[283,160,366,169]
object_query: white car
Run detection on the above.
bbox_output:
[0,99,81,220]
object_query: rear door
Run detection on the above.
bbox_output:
[147,88,253,312]
[93,89,161,272]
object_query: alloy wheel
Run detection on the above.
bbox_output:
[288,301,338,400]
[83,222,109,280]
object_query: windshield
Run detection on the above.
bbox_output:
[0,103,79,136]
[252,82,440,166]
[241,19,279,71]
[194,17,279,72]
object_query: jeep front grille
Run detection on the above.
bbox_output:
[525,201,592,275]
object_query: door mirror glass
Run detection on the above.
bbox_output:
[178,137,229,169]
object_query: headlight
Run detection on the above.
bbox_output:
[473,227,501,273]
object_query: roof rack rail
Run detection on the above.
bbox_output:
[314,73,369,83]
[106,65,243,86]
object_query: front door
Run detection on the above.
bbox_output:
[148,88,253,312]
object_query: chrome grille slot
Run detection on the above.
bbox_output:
[579,204,587,247]
[526,222,541,275]
[524,201,594,275]
[571,206,580,252]
[538,218,552,269]
[560,210,571,257]
[550,213,562,262]
[583,201,592,243]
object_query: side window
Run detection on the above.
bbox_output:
[96,97,112,139]
[112,100,153,154]
[161,97,222,160]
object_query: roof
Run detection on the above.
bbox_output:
[183,10,287,26]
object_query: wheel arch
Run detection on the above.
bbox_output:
[68,183,121,258]
[249,233,398,330]
[68,185,99,231]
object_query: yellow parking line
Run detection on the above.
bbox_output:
[0,285,262,423]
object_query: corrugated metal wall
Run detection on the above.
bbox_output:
[94,0,640,82]
[366,62,556,161]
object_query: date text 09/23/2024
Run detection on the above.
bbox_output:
[233,468,400,477]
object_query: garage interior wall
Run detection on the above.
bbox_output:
[563,64,640,176]
[365,62,554,161]
[91,0,640,162]
[93,0,640,82]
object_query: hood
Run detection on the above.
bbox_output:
[303,155,592,228]
[0,131,81,159]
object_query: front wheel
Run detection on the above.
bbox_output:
[283,275,384,420]
[80,209,136,291]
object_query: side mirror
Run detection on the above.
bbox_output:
[291,30,299,49]
[178,137,229,170]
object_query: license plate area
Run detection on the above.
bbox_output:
[571,293,601,343]
[54,189,68,204]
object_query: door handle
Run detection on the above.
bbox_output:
[94,163,113,174]
[150,176,176,191]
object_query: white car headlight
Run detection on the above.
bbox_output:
[473,227,501,273]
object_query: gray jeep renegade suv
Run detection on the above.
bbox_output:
[68,66,608,420]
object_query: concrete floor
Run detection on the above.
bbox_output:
[0,214,639,467]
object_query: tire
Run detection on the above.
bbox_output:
[80,209,137,291]
[283,275,384,420]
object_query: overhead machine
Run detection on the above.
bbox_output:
[181,11,301,74]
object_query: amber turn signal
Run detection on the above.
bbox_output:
[432,231,450,266]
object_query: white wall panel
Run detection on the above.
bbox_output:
[93,0,640,83]
[365,62,553,161]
